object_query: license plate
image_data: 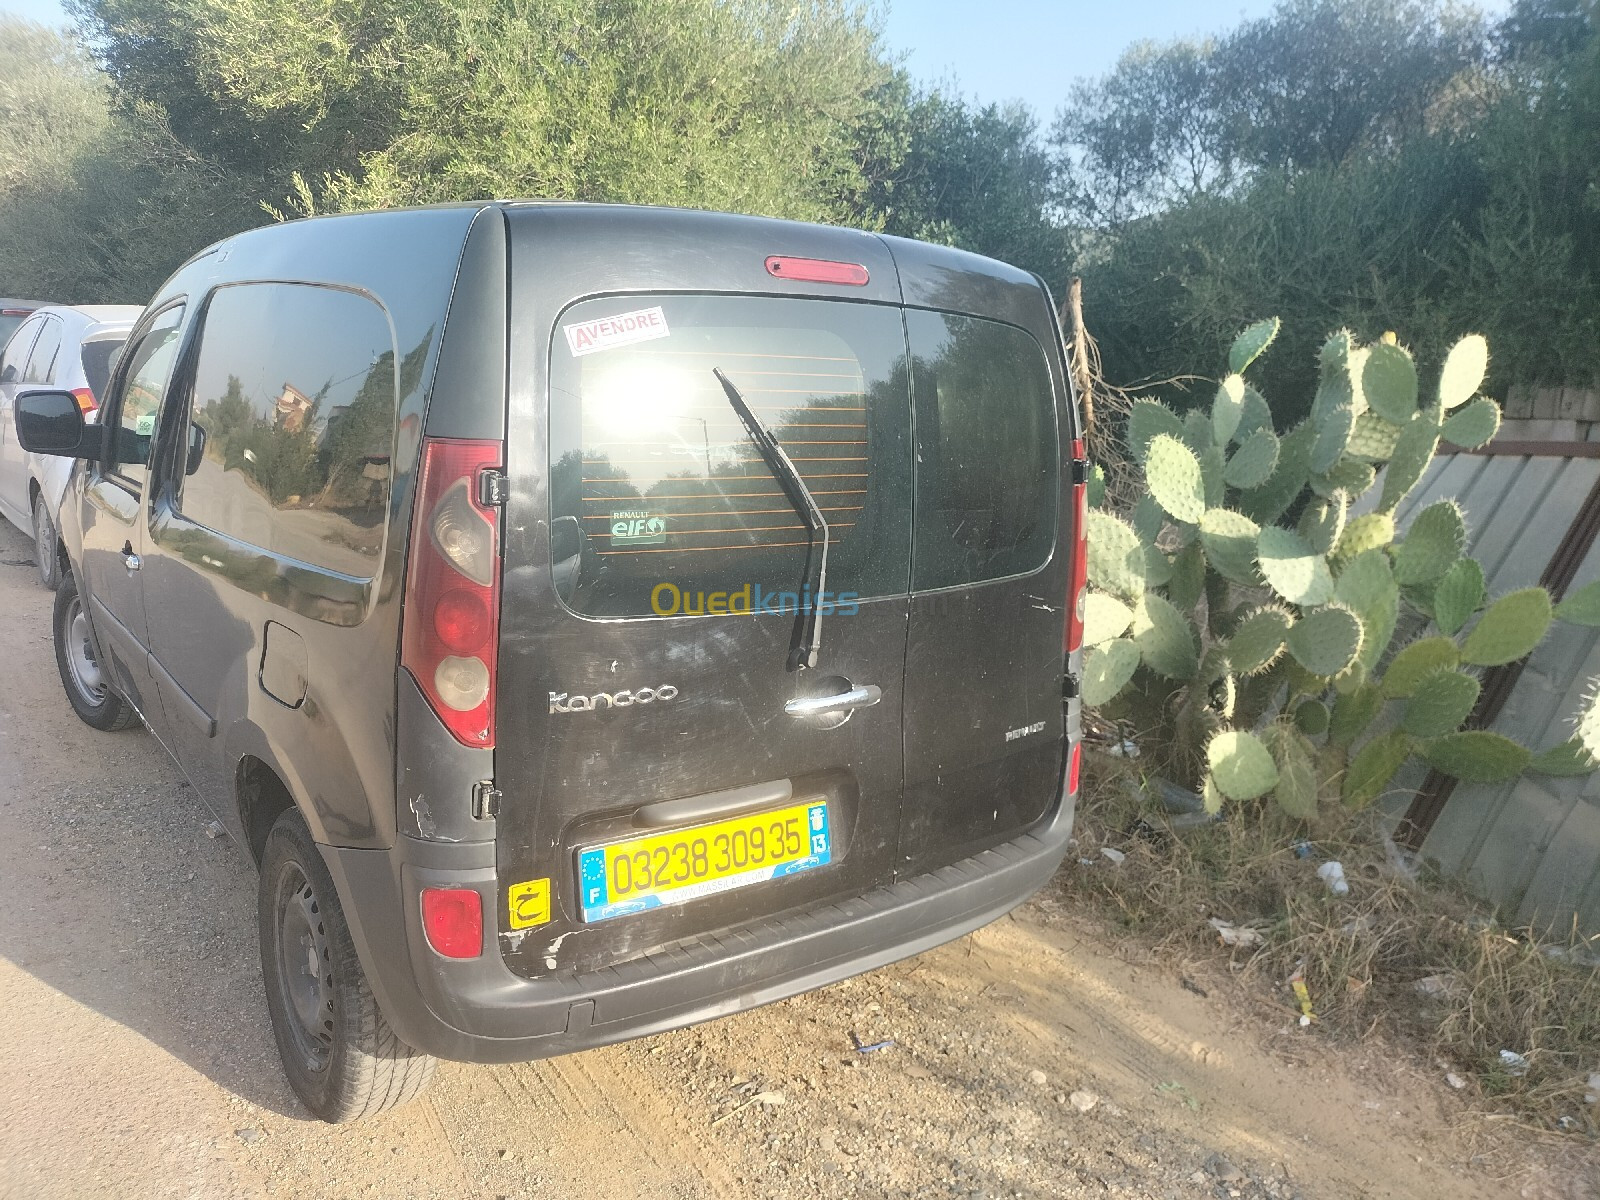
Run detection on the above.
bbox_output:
[576,800,832,923]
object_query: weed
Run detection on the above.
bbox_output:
[1062,750,1600,1133]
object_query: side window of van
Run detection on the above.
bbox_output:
[110,307,187,490]
[176,282,397,578]
[907,311,1058,590]
[548,295,912,618]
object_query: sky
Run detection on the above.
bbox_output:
[1,0,1510,123]
[879,0,1282,120]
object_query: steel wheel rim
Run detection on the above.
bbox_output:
[274,862,334,1071]
[65,602,106,700]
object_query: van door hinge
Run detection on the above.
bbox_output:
[478,469,508,507]
[471,781,501,821]
[1070,458,1091,485]
[1062,673,1081,700]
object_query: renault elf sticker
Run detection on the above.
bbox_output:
[563,306,670,357]
[610,509,667,545]
[507,878,552,930]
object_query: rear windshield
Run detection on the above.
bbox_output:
[79,335,127,403]
[549,295,912,617]
[0,314,28,349]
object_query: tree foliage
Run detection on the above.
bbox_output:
[1053,0,1490,226]
[1064,0,1600,399]
[71,0,899,222]
[865,85,1069,290]
[0,16,261,303]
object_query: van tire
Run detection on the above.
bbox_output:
[259,808,436,1122]
[33,491,62,591]
[53,572,137,731]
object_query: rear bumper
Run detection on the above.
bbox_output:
[321,788,1076,1064]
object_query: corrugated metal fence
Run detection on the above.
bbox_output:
[1379,441,1600,935]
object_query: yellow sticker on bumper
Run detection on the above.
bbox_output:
[507,878,552,930]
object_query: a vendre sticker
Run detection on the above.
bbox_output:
[563,306,670,357]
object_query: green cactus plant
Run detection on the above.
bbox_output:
[1084,321,1600,820]
[1433,557,1485,635]
[1293,698,1330,736]
[1228,317,1280,375]
[1083,593,1134,646]
[1343,731,1412,809]
[1146,434,1207,524]
[1224,428,1280,489]
[1207,731,1279,801]
[1401,669,1481,737]
[1424,732,1532,783]
[1554,579,1600,626]
[1083,638,1141,707]
[1391,500,1465,585]
[1442,397,1501,450]
[1224,606,1293,675]
[1330,511,1394,570]
[1437,334,1488,409]
[1333,549,1400,671]
[1529,738,1599,776]
[1270,725,1319,817]
[1378,409,1442,512]
[1460,588,1552,667]
[1381,636,1461,697]
[1286,605,1363,676]
[1128,399,1185,463]
[1257,526,1334,606]
[1212,375,1246,446]
[1298,494,1346,556]
[1362,342,1419,424]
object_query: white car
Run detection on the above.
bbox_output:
[0,304,143,588]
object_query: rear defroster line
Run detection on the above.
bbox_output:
[713,367,831,671]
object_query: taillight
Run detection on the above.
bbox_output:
[764,256,870,286]
[402,438,503,747]
[1065,438,1088,654]
[421,887,483,958]
[70,387,97,415]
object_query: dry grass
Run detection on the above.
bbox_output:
[1061,750,1600,1134]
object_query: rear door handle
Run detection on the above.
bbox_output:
[785,684,881,718]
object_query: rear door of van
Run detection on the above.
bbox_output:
[890,248,1075,875]
[494,207,914,977]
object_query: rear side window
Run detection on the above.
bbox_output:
[549,295,911,617]
[177,283,397,578]
[23,317,61,383]
[80,336,127,403]
[907,311,1058,590]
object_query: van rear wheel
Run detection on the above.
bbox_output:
[259,808,436,1122]
[52,572,136,731]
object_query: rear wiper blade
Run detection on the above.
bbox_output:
[713,367,830,670]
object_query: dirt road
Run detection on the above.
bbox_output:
[0,519,1584,1200]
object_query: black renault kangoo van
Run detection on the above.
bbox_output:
[15,202,1086,1121]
